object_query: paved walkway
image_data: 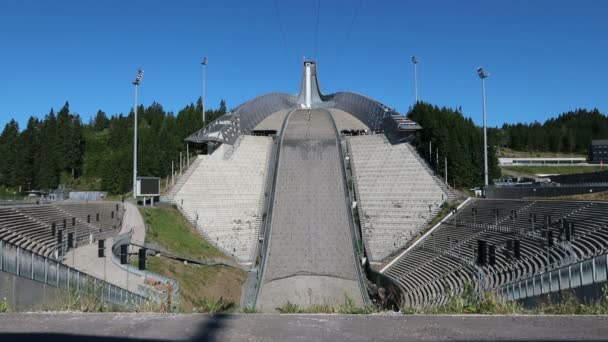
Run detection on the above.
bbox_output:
[1,313,608,341]
[257,109,364,312]
[62,202,146,293]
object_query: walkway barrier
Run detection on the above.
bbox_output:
[111,229,180,309]
[0,239,144,307]
[499,252,608,301]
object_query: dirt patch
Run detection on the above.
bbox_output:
[146,257,246,312]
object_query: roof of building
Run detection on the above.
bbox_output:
[592,139,608,145]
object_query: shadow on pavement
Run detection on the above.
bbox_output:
[0,314,232,342]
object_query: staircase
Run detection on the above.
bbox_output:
[166,155,201,201]
[405,143,458,200]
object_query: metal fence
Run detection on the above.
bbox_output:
[111,229,180,309]
[499,253,608,301]
[0,239,145,307]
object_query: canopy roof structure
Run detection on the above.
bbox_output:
[185,61,421,145]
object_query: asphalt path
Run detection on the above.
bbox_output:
[1,313,607,341]
[61,202,146,293]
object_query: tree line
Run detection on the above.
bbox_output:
[2,99,605,194]
[492,108,608,154]
[0,99,226,194]
[407,102,501,189]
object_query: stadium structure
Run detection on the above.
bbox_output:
[2,61,608,313]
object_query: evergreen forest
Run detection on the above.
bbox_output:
[0,99,226,194]
[1,99,606,194]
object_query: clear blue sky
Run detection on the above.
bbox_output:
[1,0,606,130]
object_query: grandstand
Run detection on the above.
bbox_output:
[0,202,122,258]
[0,58,606,317]
[170,135,272,264]
[347,134,453,262]
[0,201,149,309]
[383,198,608,307]
[173,61,453,311]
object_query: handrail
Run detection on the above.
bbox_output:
[380,197,473,273]
[252,108,295,308]
[0,237,145,307]
[499,251,608,301]
[326,108,371,306]
[110,228,180,309]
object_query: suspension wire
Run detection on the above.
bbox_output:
[345,0,363,44]
[273,0,291,67]
[313,0,321,61]
[336,0,364,68]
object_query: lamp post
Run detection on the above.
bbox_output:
[132,69,144,199]
[477,67,489,188]
[201,56,208,125]
[411,55,418,104]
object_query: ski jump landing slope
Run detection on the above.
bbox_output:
[256,109,365,312]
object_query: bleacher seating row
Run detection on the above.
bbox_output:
[0,202,123,258]
[171,135,272,263]
[384,199,608,307]
[347,135,451,262]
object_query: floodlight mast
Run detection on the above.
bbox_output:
[132,69,144,199]
[411,56,419,104]
[477,67,489,188]
[201,57,208,125]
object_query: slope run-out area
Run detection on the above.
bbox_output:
[257,109,365,312]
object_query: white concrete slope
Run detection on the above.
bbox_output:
[173,136,272,264]
[257,109,364,312]
[348,135,448,262]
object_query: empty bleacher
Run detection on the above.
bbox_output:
[172,135,272,264]
[347,135,451,262]
[384,199,608,307]
[0,202,123,258]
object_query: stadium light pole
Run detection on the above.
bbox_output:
[132,69,144,200]
[201,56,208,125]
[477,67,490,188]
[411,56,419,104]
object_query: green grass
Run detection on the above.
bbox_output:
[138,205,246,312]
[140,206,224,260]
[275,296,379,314]
[498,147,586,158]
[502,165,605,175]
[406,283,608,315]
[0,187,20,200]
[59,173,103,191]
[426,200,463,229]
[0,297,8,312]
[544,190,608,201]
[411,283,523,314]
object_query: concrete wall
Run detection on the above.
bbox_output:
[0,271,64,311]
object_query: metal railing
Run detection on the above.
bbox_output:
[499,252,608,301]
[111,229,180,309]
[0,239,145,307]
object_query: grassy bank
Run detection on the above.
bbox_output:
[275,296,378,314]
[543,190,608,201]
[405,283,608,315]
[497,148,586,159]
[140,206,224,260]
[502,165,604,175]
[139,206,246,312]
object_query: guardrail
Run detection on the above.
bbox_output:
[251,109,294,309]
[111,229,180,310]
[0,239,145,307]
[335,123,371,306]
[499,252,608,301]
